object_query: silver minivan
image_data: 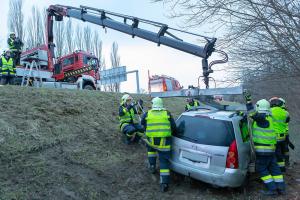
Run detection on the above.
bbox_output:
[170,106,251,187]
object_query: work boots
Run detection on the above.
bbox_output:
[278,189,287,195]
[148,165,156,174]
[160,183,169,192]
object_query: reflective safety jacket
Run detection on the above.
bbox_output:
[185,100,200,111]
[8,38,17,51]
[119,104,139,131]
[271,107,289,142]
[0,57,15,76]
[252,116,276,155]
[141,109,176,151]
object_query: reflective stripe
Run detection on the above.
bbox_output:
[255,145,275,153]
[120,123,129,131]
[272,175,284,183]
[148,152,157,157]
[253,128,274,133]
[160,169,170,176]
[277,162,285,167]
[255,145,275,150]
[147,123,170,126]
[126,132,135,138]
[261,175,274,183]
[147,129,171,133]
[145,137,171,152]
[273,119,286,123]
[253,135,276,140]
[255,149,275,153]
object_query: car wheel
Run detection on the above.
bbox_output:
[83,85,94,90]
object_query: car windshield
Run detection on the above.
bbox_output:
[175,115,235,146]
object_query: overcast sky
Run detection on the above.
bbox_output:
[0,0,231,93]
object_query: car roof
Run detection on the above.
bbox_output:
[180,109,239,121]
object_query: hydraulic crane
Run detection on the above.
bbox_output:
[45,4,228,89]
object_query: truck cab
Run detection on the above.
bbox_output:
[148,74,182,93]
[53,50,100,82]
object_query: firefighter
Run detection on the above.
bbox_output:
[7,32,23,66]
[141,97,177,192]
[270,97,290,171]
[244,93,286,196]
[0,49,16,85]
[279,98,293,167]
[119,94,144,144]
[184,98,200,111]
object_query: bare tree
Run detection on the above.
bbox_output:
[26,6,45,48]
[83,26,92,52]
[154,0,300,85]
[7,0,24,42]
[75,24,83,50]
[65,19,74,53]
[92,30,104,70]
[110,42,121,92]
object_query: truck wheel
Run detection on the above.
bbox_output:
[83,85,94,90]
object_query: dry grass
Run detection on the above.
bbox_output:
[0,86,298,200]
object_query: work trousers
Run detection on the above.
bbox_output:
[11,51,21,66]
[122,124,143,144]
[276,141,287,172]
[147,137,171,184]
[256,154,285,191]
[0,76,15,85]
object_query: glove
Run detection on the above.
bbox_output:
[243,90,252,102]
[126,104,133,111]
[236,111,244,116]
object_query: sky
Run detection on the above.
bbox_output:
[0,0,232,93]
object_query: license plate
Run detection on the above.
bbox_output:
[182,150,208,163]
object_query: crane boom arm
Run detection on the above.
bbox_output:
[48,5,216,58]
[47,4,224,88]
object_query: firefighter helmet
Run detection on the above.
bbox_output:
[152,97,164,110]
[256,99,270,114]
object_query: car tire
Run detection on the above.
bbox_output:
[83,84,94,90]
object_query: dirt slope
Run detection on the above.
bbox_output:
[0,86,299,200]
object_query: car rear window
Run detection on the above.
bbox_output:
[175,115,235,146]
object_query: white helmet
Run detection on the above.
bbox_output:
[256,99,270,114]
[152,97,164,110]
[121,94,132,104]
[278,98,286,108]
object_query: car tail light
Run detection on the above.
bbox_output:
[226,140,239,169]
